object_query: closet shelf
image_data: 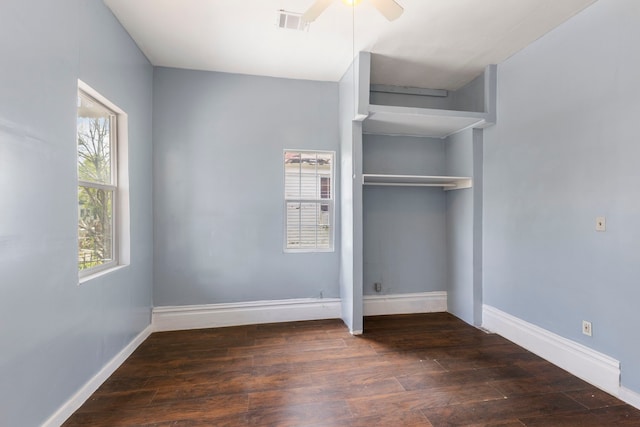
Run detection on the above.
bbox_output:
[363,174,472,191]
[363,104,488,139]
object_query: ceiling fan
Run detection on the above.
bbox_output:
[302,0,404,23]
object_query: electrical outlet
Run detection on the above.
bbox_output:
[582,320,592,336]
[374,282,382,293]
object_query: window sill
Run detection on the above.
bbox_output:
[78,264,128,285]
[284,248,335,253]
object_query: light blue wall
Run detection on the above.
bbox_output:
[363,134,446,176]
[445,129,483,325]
[153,68,340,306]
[484,0,640,392]
[363,135,447,295]
[0,0,153,425]
[369,69,485,112]
[451,74,485,113]
[338,60,357,331]
[338,54,366,333]
[472,131,484,326]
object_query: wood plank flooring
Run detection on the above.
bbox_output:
[62,313,640,426]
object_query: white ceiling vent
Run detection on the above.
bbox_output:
[276,10,309,31]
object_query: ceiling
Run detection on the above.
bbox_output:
[104,0,596,90]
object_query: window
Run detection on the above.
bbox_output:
[284,150,334,251]
[77,84,127,276]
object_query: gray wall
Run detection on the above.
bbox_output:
[0,0,153,425]
[484,0,640,392]
[369,71,485,112]
[445,129,483,325]
[338,60,357,331]
[153,68,340,306]
[450,74,486,113]
[338,52,368,333]
[363,135,448,295]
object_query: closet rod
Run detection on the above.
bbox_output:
[363,182,457,188]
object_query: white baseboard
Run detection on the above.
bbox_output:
[620,386,640,410]
[364,291,447,316]
[152,292,447,333]
[43,325,153,427]
[482,305,620,396]
[152,298,342,332]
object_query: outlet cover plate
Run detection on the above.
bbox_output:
[582,320,593,336]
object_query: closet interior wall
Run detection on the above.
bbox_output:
[340,52,494,332]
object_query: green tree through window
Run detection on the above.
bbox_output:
[77,91,117,272]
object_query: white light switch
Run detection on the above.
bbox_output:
[596,216,606,232]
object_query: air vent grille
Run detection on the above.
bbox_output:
[276,10,309,31]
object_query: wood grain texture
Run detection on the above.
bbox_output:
[63,313,640,426]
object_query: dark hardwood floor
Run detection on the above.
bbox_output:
[63,313,640,426]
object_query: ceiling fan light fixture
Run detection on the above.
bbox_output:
[341,0,363,6]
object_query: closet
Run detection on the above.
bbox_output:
[338,52,496,333]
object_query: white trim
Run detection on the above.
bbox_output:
[78,264,127,285]
[153,292,447,333]
[283,149,336,253]
[78,80,126,115]
[482,305,620,396]
[363,292,447,316]
[43,325,153,427]
[153,298,342,332]
[76,80,131,280]
[620,386,640,410]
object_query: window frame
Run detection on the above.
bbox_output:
[283,149,335,253]
[77,81,129,281]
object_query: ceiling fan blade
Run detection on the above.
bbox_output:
[301,0,334,23]
[369,0,403,21]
